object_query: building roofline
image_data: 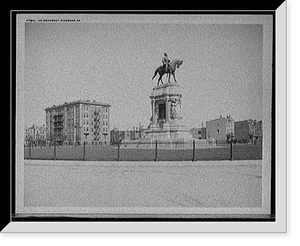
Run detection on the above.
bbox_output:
[45,100,111,111]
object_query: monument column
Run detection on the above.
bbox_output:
[165,95,170,123]
[153,101,158,124]
[151,98,155,124]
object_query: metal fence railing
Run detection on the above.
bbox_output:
[24,140,262,162]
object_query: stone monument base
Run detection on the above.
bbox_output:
[143,122,193,141]
[121,81,214,149]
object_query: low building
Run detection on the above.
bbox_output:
[234,119,263,144]
[252,120,263,143]
[130,126,141,140]
[206,115,234,142]
[110,127,120,145]
[190,127,206,140]
[24,124,37,146]
[110,126,144,145]
[24,124,47,146]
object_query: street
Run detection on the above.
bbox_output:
[24,160,262,208]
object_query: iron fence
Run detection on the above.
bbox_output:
[24,140,262,162]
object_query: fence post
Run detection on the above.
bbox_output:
[154,140,158,162]
[192,140,196,162]
[230,140,233,161]
[53,141,56,160]
[83,141,86,160]
[29,141,32,159]
[117,141,120,161]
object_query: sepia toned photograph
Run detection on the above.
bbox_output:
[8,8,287,232]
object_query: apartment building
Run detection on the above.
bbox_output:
[45,100,111,146]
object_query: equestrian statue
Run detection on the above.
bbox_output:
[152,53,183,86]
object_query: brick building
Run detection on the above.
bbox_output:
[234,119,263,144]
[45,100,111,146]
[206,115,234,142]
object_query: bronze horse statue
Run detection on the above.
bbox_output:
[152,59,183,85]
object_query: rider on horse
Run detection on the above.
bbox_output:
[162,53,170,72]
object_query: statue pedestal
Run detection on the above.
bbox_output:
[122,82,210,149]
[143,82,193,142]
[144,122,193,141]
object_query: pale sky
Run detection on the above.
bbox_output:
[24,19,264,130]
